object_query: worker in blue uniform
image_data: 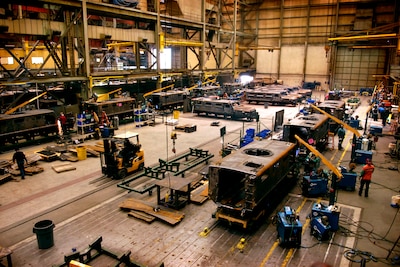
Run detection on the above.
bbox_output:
[337,126,346,150]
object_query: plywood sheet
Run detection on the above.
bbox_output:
[128,210,156,223]
[52,163,77,173]
[119,198,184,225]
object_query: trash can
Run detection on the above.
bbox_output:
[76,146,87,160]
[33,220,55,249]
[113,116,119,130]
[173,110,180,119]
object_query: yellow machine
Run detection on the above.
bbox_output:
[100,132,144,179]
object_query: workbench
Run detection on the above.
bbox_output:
[153,173,203,210]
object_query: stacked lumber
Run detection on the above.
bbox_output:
[0,173,13,184]
[69,146,100,157]
[85,144,104,154]
[10,166,44,176]
[119,198,185,225]
[25,166,44,175]
[26,153,43,164]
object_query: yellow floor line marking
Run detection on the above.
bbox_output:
[296,197,308,214]
[337,141,351,166]
[259,241,279,267]
[280,197,319,267]
[281,249,294,267]
[260,197,319,267]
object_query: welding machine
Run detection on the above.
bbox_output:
[311,203,340,231]
[276,206,302,247]
[310,216,331,241]
[301,175,328,197]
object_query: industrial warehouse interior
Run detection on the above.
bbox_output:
[0,0,399,266]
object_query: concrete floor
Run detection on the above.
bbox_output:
[0,93,399,267]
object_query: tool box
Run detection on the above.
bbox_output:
[338,172,357,191]
[301,175,328,197]
[310,216,331,241]
[311,203,340,231]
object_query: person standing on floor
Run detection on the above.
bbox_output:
[13,148,28,180]
[58,112,67,135]
[337,125,346,150]
[359,159,375,197]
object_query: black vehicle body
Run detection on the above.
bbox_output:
[150,90,188,110]
[282,113,329,151]
[84,97,136,121]
[0,109,57,146]
[208,140,299,229]
[191,97,259,121]
[245,86,301,106]
[317,100,345,133]
[190,85,222,97]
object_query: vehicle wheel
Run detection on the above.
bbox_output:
[138,163,144,170]
[278,236,284,246]
[118,168,128,179]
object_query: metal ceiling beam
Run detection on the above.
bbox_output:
[34,0,219,31]
[328,33,397,42]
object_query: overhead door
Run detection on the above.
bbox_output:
[333,48,386,91]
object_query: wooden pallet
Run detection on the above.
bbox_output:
[119,198,185,225]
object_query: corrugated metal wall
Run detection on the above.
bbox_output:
[334,48,386,90]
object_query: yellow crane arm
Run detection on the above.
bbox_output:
[143,84,175,98]
[5,91,47,115]
[186,78,217,91]
[96,88,122,102]
[294,134,343,179]
[310,104,361,138]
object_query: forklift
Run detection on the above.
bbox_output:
[100,132,144,179]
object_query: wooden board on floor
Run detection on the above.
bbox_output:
[0,173,13,184]
[25,166,44,175]
[10,166,44,176]
[59,153,79,162]
[119,198,185,225]
[190,182,209,204]
[85,145,104,154]
[128,210,156,223]
[86,147,100,157]
[52,163,77,173]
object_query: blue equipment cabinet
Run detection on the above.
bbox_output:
[310,216,331,241]
[338,172,357,191]
[354,150,373,164]
[301,175,328,197]
[369,125,382,135]
[311,203,340,231]
[349,119,360,129]
[276,206,302,247]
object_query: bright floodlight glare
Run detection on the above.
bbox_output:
[240,75,253,85]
